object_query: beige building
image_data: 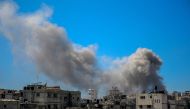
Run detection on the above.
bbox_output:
[136,92,168,109]
[20,83,81,109]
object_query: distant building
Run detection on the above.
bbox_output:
[20,83,81,109]
[1,84,190,109]
[102,87,135,109]
[0,99,20,109]
[172,91,182,101]
[88,89,97,101]
[136,92,168,109]
[109,87,121,97]
[0,89,20,100]
[181,91,190,100]
[136,90,189,109]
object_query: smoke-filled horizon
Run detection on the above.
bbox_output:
[0,1,165,93]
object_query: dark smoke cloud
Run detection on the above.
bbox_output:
[0,1,165,92]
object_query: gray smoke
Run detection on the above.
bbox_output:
[0,1,100,89]
[102,48,165,93]
[0,1,165,92]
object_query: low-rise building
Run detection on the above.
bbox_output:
[0,89,20,100]
[0,99,20,109]
[136,92,168,109]
[20,83,81,109]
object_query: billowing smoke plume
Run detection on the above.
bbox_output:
[0,1,165,92]
[0,1,100,89]
[102,48,165,93]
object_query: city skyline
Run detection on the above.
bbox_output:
[0,0,190,95]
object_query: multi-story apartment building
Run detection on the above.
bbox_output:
[136,91,168,109]
[20,83,81,109]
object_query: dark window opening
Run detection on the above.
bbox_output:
[36,93,40,97]
[147,105,151,108]
[2,94,5,98]
[168,104,170,109]
[24,99,27,102]
[54,104,58,109]
[47,93,51,98]
[139,105,142,108]
[140,96,145,99]
[77,97,80,101]
[47,105,51,109]
[20,92,23,97]
[31,87,34,90]
[53,93,58,98]
[27,87,29,90]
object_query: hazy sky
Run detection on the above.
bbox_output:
[0,0,190,93]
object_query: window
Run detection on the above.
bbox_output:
[47,93,51,98]
[47,105,51,109]
[139,105,142,108]
[27,87,30,90]
[77,97,80,101]
[64,97,68,101]
[53,93,58,98]
[54,104,58,109]
[154,99,160,103]
[140,96,145,99]
[2,94,5,98]
[147,105,151,108]
[24,99,27,102]
[31,87,34,90]
[4,105,6,108]
[36,93,40,97]
[150,95,152,98]
[168,104,170,109]
[20,92,23,97]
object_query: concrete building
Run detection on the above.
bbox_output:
[136,90,189,109]
[109,87,121,98]
[102,87,135,109]
[0,99,20,109]
[172,91,182,101]
[20,83,81,109]
[0,89,20,100]
[88,89,97,101]
[136,92,168,109]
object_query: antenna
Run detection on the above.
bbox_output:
[36,72,39,83]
